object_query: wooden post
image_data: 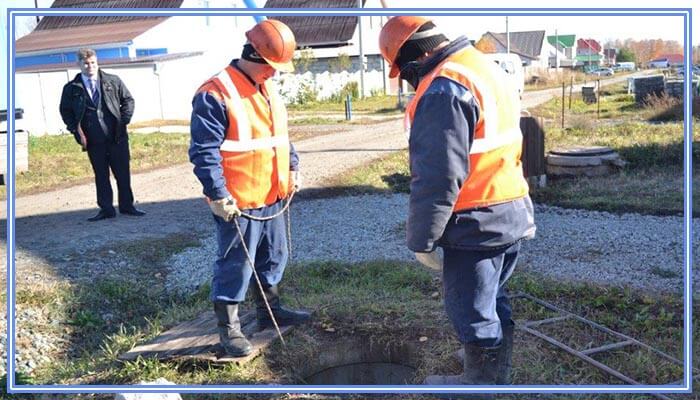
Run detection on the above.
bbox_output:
[561,82,565,129]
[596,79,601,119]
[569,76,574,110]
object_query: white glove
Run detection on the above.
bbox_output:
[415,251,442,271]
[291,171,302,191]
[209,196,241,221]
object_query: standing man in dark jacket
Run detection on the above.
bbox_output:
[379,17,536,386]
[59,48,145,221]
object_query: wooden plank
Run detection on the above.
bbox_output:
[119,309,293,365]
[520,116,546,178]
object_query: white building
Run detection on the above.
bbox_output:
[14,0,391,135]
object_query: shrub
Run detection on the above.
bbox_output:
[642,93,683,122]
[329,81,359,103]
[294,81,318,105]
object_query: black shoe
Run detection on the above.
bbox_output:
[213,302,253,357]
[87,210,116,222]
[253,285,311,329]
[120,207,146,216]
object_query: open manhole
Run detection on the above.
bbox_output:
[295,336,421,385]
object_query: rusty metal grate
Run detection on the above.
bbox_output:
[513,292,698,400]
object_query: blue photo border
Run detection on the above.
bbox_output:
[4,6,693,395]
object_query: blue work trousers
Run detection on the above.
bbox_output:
[442,241,520,347]
[211,201,288,303]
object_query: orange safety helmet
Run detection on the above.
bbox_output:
[245,19,296,73]
[379,16,431,78]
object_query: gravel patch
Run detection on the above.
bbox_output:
[165,193,696,297]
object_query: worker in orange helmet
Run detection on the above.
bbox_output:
[189,19,309,357]
[379,16,536,385]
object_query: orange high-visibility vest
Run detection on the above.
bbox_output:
[405,46,529,210]
[197,65,290,209]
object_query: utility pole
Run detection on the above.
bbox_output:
[357,0,366,98]
[554,29,559,70]
[506,16,510,54]
[34,0,40,23]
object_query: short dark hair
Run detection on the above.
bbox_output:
[77,48,97,62]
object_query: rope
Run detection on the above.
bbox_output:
[233,218,286,346]
[238,190,295,221]
[224,188,303,345]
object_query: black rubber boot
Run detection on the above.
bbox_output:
[213,302,252,357]
[252,284,311,330]
[424,343,499,392]
[454,321,515,384]
[496,321,514,385]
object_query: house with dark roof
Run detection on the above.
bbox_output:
[477,30,554,76]
[603,48,617,66]
[14,0,257,71]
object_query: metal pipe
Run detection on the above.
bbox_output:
[520,325,674,400]
[506,16,510,54]
[242,0,265,23]
[357,0,365,99]
[517,292,690,368]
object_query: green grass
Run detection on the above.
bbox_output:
[12,253,697,397]
[530,83,641,121]
[2,132,190,199]
[287,95,400,113]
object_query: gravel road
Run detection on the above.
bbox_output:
[166,194,695,297]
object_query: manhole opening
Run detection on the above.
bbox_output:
[297,336,420,385]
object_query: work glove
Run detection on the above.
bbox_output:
[290,170,302,191]
[415,250,442,271]
[209,196,241,222]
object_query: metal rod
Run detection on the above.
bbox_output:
[561,82,565,128]
[357,0,365,99]
[520,325,673,400]
[516,292,689,368]
[581,340,636,356]
[234,219,286,346]
[597,79,601,119]
[522,315,571,328]
[568,76,573,110]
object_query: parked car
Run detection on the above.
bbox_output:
[613,62,636,72]
[589,67,615,76]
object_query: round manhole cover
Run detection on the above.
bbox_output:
[549,146,615,157]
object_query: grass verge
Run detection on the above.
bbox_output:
[2,132,190,200]
[287,95,401,113]
[9,254,697,398]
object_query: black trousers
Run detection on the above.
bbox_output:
[86,138,134,213]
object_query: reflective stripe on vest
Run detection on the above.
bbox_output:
[404,46,529,210]
[215,70,253,144]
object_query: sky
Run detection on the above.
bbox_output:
[1,0,697,110]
